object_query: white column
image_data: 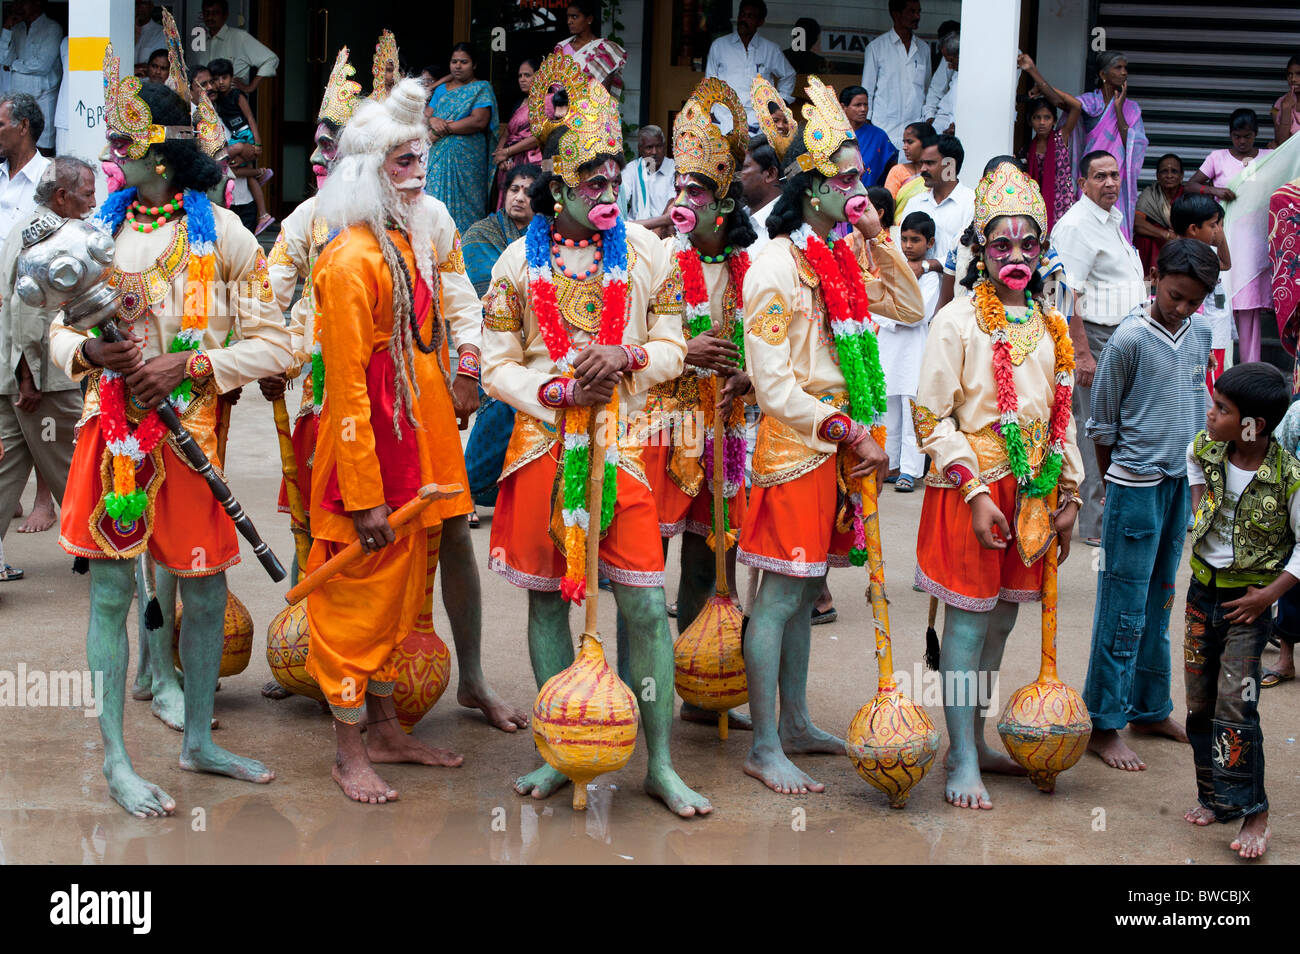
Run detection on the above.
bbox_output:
[954,0,1022,189]
[64,0,134,202]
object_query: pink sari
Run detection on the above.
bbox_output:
[495,99,541,209]
[1025,127,1075,234]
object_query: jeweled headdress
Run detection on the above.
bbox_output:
[751,74,795,163]
[528,53,622,188]
[160,9,225,158]
[973,164,1048,242]
[319,46,362,126]
[673,77,747,196]
[102,42,194,159]
[371,30,400,100]
[792,77,853,177]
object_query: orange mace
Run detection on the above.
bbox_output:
[271,396,313,573]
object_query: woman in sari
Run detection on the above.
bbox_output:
[1071,50,1148,241]
[492,58,541,210]
[424,42,498,233]
[1133,153,1185,271]
[555,0,627,98]
[1017,55,1081,234]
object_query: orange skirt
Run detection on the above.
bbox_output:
[641,442,748,538]
[59,416,240,577]
[914,474,1045,612]
[737,456,854,578]
[489,449,665,590]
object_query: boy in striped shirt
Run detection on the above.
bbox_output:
[1082,239,1221,771]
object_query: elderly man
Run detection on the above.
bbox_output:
[199,0,279,95]
[0,157,94,578]
[0,0,61,150]
[1051,150,1148,546]
[618,125,675,233]
[705,0,794,132]
[860,0,930,150]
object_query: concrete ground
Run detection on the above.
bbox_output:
[0,397,1295,864]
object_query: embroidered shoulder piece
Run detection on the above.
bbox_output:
[750,293,792,345]
[483,276,523,332]
[268,234,294,268]
[791,246,819,288]
[440,231,466,274]
[911,401,940,443]
[249,249,275,303]
[650,260,685,316]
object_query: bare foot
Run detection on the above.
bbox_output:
[365,720,463,767]
[179,743,274,783]
[105,761,176,818]
[944,758,993,809]
[513,763,569,799]
[1129,716,1189,744]
[16,500,56,533]
[779,721,845,754]
[131,672,153,701]
[1231,812,1270,859]
[681,703,752,730]
[150,682,186,731]
[1184,805,1216,826]
[645,764,713,817]
[457,683,529,732]
[945,744,1029,776]
[331,752,397,804]
[743,746,826,794]
[1088,729,1147,770]
[261,680,291,700]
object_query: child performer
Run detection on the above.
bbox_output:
[1184,362,1299,859]
[1082,239,1220,772]
[738,75,925,795]
[912,164,1083,809]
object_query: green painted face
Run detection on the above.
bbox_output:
[121,149,165,189]
[801,142,868,225]
[669,173,734,241]
[552,158,623,232]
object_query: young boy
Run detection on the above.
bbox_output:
[208,57,274,234]
[1083,239,1220,772]
[884,210,941,491]
[1171,193,1232,389]
[1184,362,1297,859]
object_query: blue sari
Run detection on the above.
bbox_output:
[425,80,499,233]
[853,122,897,188]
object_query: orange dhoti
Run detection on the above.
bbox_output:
[641,440,748,539]
[737,455,855,578]
[304,525,438,718]
[277,409,318,516]
[59,416,240,576]
[914,474,1045,612]
[489,450,666,590]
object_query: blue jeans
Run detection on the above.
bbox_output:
[1083,478,1187,730]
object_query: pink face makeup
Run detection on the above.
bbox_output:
[998,263,1034,289]
[670,205,698,233]
[844,194,869,223]
[826,159,864,195]
[102,160,125,194]
[588,204,621,230]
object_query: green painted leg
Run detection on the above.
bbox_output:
[742,571,826,794]
[614,537,670,685]
[613,581,713,817]
[130,559,154,701]
[776,574,844,754]
[514,589,574,799]
[147,567,184,730]
[87,559,176,817]
[941,604,995,809]
[175,571,274,783]
[439,515,528,731]
[973,599,1028,777]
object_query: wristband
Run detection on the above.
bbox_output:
[946,464,987,502]
[456,350,481,380]
[185,350,214,381]
[817,411,864,445]
[538,376,576,409]
[620,344,648,371]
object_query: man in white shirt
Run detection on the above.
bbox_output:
[0,0,61,150]
[922,20,958,126]
[860,0,930,150]
[199,0,279,95]
[704,0,795,132]
[134,0,166,73]
[1051,150,1148,544]
[618,125,675,234]
[739,133,781,257]
[927,33,958,134]
[0,93,48,237]
[906,134,974,267]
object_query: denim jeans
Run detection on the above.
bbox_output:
[1082,478,1186,730]
[1184,578,1270,822]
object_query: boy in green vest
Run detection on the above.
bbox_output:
[1184,362,1298,859]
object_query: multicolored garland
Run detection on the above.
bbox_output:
[525,213,629,603]
[93,188,216,523]
[975,279,1074,498]
[674,233,749,550]
[789,224,888,565]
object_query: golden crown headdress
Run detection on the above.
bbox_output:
[319,46,362,126]
[160,9,225,159]
[529,53,622,188]
[974,164,1048,242]
[371,30,400,100]
[102,42,194,160]
[673,78,747,196]
[751,74,795,164]
[793,77,853,177]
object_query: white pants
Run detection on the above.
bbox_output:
[884,394,924,478]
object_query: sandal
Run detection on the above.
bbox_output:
[0,564,24,581]
[895,474,915,493]
[1261,669,1295,689]
[666,601,677,618]
[467,511,480,529]
[258,168,275,186]
[254,213,276,236]
[811,606,837,625]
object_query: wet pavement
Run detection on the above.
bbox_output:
[1,397,1296,864]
